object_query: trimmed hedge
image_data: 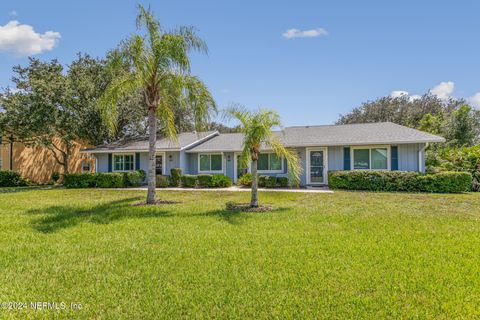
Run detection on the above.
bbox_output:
[0,171,28,187]
[264,176,277,188]
[124,170,146,187]
[156,175,170,188]
[64,173,97,188]
[170,168,182,187]
[277,177,289,187]
[197,174,213,187]
[96,173,124,188]
[237,173,252,187]
[211,174,232,188]
[181,175,197,188]
[328,170,471,193]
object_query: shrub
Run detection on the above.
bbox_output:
[258,175,267,188]
[0,170,28,187]
[96,173,124,188]
[170,168,182,187]
[125,170,146,187]
[427,146,480,191]
[156,175,170,188]
[264,176,277,188]
[64,173,96,188]
[197,174,213,187]
[237,173,252,187]
[51,171,61,184]
[277,177,289,187]
[181,174,197,188]
[211,174,232,188]
[328,170,471,193]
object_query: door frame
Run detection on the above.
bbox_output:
[306,147,328,185]
[233,152,251,184]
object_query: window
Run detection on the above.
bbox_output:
[155,154,163,175]
[199,154,222,172]
[353,147,389,170]
[258,153,283,172]
[113,154,134,171]
[82,161,91,173]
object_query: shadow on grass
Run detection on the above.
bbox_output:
[26,197,172,233]
[194,206,289,225]
[0,186,61,194]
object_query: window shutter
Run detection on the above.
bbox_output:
[108,153,112,172]
[391,146,398,171]
[343,147,351,170]
[135,153,140,170]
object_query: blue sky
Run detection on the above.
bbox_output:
[1,0,479,126]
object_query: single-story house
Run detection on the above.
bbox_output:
[82,122,445,186]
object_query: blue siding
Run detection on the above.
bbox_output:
[224,152,235,180]
[188,153,198,175]
[328,146,343,171]
[139,153,149,173]
[179,151,189,174]
[95,154,109,172]
[398,143,421,172]
[165,151,180,175]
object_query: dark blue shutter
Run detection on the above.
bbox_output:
[343,147,351,170]
[108,153,112,172]
[391,146,398,171]
[135,153,140,170]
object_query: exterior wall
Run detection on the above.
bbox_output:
[0,139,95,184]
[165,151,180,175]
[398,143,423,172]
[92,143,427,186]
[327,146,344,171]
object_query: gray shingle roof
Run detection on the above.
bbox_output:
[186,122,444,152]
[83,131,218,153]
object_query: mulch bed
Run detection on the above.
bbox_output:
[131,200,179,206]
[226,202,274,212]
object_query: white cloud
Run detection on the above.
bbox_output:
[390,90,409,98]
[0,20,60,56]
[409,95,421,101]
[282,28,328,39]
[9,10,17,17]
[429,81,454,100]
[469,92,480,109]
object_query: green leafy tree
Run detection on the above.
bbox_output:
[445,105,479,147]
[226,107,301,207]
[418,113,444,135]
[100,5,216,204]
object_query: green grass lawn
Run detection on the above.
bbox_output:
[0,189,479,319]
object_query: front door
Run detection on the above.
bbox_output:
[155,154,163,175]
[308,149,326,184]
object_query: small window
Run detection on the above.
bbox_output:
[199,154,223,172]
[82,161,91,173]
[258,153,283,172]
[113,154,134,172]
[353,147,389,170]
[371,148,388,170]
[353,149,370,170]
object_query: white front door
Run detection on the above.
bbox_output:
[307,148,327,185]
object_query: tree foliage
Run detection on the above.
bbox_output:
[226,106,301,207]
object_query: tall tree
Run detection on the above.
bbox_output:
[100,5,216,204]
[444,105,480,147]
[226,107,301,207]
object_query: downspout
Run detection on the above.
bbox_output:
[419,143,428,173]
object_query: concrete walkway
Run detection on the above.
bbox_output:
[122,186,333,193]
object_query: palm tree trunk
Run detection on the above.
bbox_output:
[250,159,259,207]
[146,106,157,204]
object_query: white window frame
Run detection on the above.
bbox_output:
[155,152,166,175]
[112,153,135,172]
[351,145,391,171]
[198,153,224,173]
[306,147,328,185]
[257,153,284,174]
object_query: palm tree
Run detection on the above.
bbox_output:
[226,107,302,207]
[100,5,216,204]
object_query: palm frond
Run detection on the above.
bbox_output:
[268,137,302,187]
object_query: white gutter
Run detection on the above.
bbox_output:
[418,142,429,173]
